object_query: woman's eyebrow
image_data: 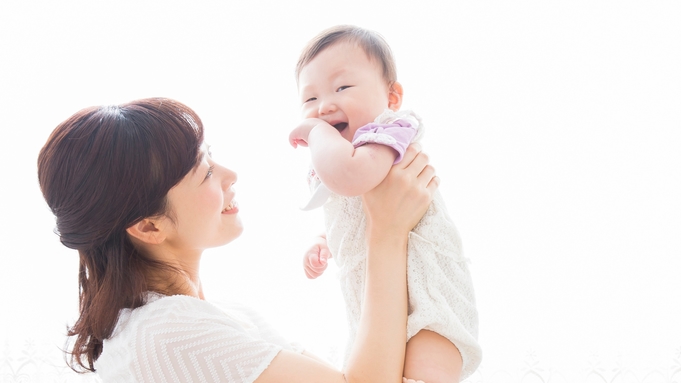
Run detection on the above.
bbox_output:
[191,148,209,175]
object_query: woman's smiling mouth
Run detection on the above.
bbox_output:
[222,200,238,214]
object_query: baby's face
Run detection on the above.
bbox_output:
[298,41,396,142]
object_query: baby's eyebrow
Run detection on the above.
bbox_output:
[328,67,346,79]
[299,84,315,94]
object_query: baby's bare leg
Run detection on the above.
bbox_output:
[403,330,462,383]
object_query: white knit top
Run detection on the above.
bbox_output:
[95,293,303,383]
[307,110,483,380]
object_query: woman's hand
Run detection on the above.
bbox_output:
[361,143,438,238]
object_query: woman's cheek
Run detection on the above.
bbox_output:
[205,186,224,214]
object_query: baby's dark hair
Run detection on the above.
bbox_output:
[295,25,397,86]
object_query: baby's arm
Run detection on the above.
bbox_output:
[290,118,396,197]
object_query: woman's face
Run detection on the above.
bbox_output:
[162,144,242,252]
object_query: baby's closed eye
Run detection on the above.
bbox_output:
[336,85,352,92]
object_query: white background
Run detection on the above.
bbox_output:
[1,0,680,380]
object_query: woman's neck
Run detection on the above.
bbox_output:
[146,248,205,299]
[147,267,204,299]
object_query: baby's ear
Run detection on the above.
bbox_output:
[388,82,403,111]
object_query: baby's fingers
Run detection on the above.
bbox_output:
[319,246,330,263]
[304,261,327,279]
[289,138,308,148]
[303,250,328,279]
[308,252,327,269]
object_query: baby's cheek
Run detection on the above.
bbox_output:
[301,105,316,119]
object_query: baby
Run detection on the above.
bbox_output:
[289,25,481,383]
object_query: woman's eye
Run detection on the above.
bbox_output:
[337,86,351,92]
[205,165,214,179]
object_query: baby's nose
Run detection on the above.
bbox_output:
[319,100,337,115]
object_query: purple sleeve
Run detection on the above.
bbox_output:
[351,119,418,164]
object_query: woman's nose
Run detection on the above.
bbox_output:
[221,166,237,189]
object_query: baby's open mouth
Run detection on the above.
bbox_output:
[333,122,348,132]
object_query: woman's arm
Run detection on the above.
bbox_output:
[348,144,436,382]
[256,144,437,383]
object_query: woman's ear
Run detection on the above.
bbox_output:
[126,218,167,245]
[388,81,404,111]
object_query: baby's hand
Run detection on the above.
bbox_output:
[289,118,327,148]
[303,235,331,279]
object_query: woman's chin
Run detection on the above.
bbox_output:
[221,221,244,245]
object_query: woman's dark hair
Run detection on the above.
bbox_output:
[37,97,204,372]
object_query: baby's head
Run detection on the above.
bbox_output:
[296,25,403,142]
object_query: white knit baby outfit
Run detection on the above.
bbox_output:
[306,110,482,380]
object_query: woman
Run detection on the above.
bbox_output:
[37,98,438,383]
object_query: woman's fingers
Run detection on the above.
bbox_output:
[398,143,422,169]
[361,143,439,236]
[417,163,436,186]
[404,150,436,195]
[400,144,431,182]
[426,174,440,195]
[407,151,430,180]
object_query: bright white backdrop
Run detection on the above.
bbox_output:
[1,1,680,382]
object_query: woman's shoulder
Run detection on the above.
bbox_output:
[143,292,224,315]
[97,294,296,382]
[111,294,215,331]
[122,293,263,331]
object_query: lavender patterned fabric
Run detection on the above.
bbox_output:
[352,118,419,164]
